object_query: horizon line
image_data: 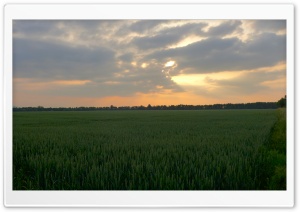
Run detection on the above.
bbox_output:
[13,101,279,109]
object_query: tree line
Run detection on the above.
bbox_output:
[13,101,281,112]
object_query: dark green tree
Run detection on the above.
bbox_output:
[277,95,286,108]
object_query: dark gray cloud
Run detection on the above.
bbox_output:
[131,22,207,50]
[75,20,126,40]
[39,65,183,98]
[206,69,285,95]
[13,36,182,98]
[71,20,123,29]
[13,20,62,36]
[132,33,182,50]
[145,36,239,72]
[114,20,168,38]
[120,67,183,92]
[41,82,145,98]
[252,20,286,32]
[146,32,286,74]
[13,37,118,80]
[117,53,134,62]
[129,20,171,33]
[206,20,242,37]
[188,68,286,99]
[160,22,207,36]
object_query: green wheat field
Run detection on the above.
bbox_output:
[13,109,286,190]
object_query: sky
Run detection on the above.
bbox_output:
[13,20,286,107]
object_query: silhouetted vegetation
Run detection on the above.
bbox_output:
[13,102,278,112]
[277,95,286,108]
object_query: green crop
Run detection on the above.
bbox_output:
[13,109,279,190]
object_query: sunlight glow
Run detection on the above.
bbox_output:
[172,61,286,88]
[261,78,286,89]
[141,63,148,68]
[53,80,91,85]
[103,81,121,85]
[131,61,137,67]
[165,61,175,67]
[172,74,207,86]
[13,78,92,91]
[169,36,207,49]
[172,71,243,87]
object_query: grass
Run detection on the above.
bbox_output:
[13,109,280,190]
[264,108,286,190]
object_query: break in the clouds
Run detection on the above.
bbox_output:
[13,20,286,107]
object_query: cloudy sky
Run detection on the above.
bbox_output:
[13,20,286,107]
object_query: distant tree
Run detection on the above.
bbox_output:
[277,95,286,108]
[139,105,145,110]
